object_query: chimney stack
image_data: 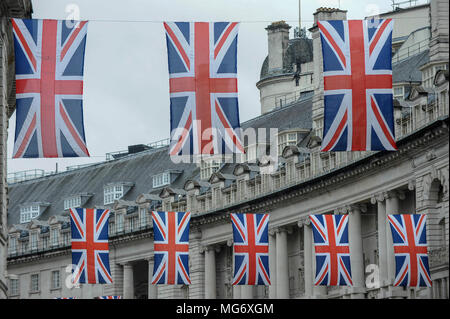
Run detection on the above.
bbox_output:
[266,21,291,75]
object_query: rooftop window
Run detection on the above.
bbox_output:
[152,172,170,188]
[104,184,124,205]
[20,205,40,223]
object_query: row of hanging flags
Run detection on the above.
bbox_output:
[69,208,432,288]
[11,18,397,158]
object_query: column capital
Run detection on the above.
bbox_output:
[200,243,221,254]
[119,261,134,267]
[297,216,311,228]
[274,225,293,235]
[370,192,386,204]
[227,238,233,247]
[144,256,154,263]
[385,190,406,200]
[408,179,416,191]
[347,203,367,214]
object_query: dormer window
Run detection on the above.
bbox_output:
[153,172,170,188]
[8,237,17,255]
[20,205,40,223]
[64,196,81,210]
[200,158,222,180]
[104,185,124,205]
[278,131,298,155]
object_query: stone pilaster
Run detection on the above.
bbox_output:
[275,226,291,298]
[347,204,367,298]
[122,262,134,299]
[298,218,313,298]
[268,229,277,298]
[371,193,388,288]
[147,257,158,299]
[204,245,217,299]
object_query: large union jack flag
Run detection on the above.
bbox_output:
[231,213,270,285]
[388,214,432,287]
[318,19,397,151]
[309,214,352,286]
[70,208,112,284]
[164,22,244,156]
[11,19,90,158]
[151,211,191,285]
[99,295,122,299]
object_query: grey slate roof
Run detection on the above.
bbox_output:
[8,95,313,226]
[8,148,199,225]
[392,50,429,84]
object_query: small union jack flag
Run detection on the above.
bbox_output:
[164,22,244,156]
[318,19,397,151]
[388,214,432,287]
[11,19,90,158]
[70,208,112,284]
[151,211,191,285]
[309,214,352,286]
[99,296,122,299]
[55,297,77,299]
[231,213,270,286]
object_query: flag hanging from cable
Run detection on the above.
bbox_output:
[309,214,353,286]
[11,19,90,158]
[318,19,397,151]
[70,208,112,284]
[99,296,122,299]
[388,214,432,287]
[151,211,191,285]
[164,22,244,156]
[231,213,270,285]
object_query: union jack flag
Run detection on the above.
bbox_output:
[318,19,397,151]
[164,22,244,156]
[231,213,270,285]
[99,296,122,299]
[151,211,191,285]
[388,214,432,287]
[309,214,352,286]
[70,208,112,284]
[55,297,77,299]
[11,19,90,158]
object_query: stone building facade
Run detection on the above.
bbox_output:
[0,0,32,299]
[3,1,449,299]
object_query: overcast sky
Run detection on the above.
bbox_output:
[6,0,427,174]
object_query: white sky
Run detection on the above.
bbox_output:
[6,0,427,174]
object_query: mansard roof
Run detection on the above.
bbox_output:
[8,148,198,225]
[392,50,429,84]
[7,95,313,226]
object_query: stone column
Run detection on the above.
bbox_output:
[147,257,158,299]
[268,229,277,299]
[233,285,241,299]
[385,190,406,298]
[204,246,216,299]
[240,285,254,299]
[348,205,366,298]
[276,227,290,298]
[123,263,134,299]
[299,218,313,298]
[371,194,388,288]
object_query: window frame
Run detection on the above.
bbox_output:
[104,184,124,205]
[9,278,19,296]
[51,270,61,290]
[30,273,40,293]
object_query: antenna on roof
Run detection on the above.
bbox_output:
[298,0,301,32]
